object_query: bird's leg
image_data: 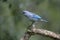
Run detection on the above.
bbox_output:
[32,21,38,28]
[27,21,37,30]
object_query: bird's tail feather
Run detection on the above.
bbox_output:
[40,19,48,22]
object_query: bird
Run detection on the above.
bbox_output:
[22,10,48,23]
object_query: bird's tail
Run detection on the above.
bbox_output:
[40,19,48,22]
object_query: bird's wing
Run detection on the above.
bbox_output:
[32,14,41,19]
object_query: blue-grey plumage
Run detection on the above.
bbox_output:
[22,10,48,22]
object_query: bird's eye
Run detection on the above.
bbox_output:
[22,12,25,14]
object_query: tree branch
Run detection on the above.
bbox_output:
[20,23,60,40]
[32,28,60,40]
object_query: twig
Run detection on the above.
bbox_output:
[20,22,35,40]
[20,31,32,40]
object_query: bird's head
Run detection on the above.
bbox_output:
[22,10,30,17]
[22,10,32,17]
[22,10,29,14]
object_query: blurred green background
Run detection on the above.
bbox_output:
[0,0,60,40]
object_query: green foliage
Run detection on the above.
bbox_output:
[0,0,60,40]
